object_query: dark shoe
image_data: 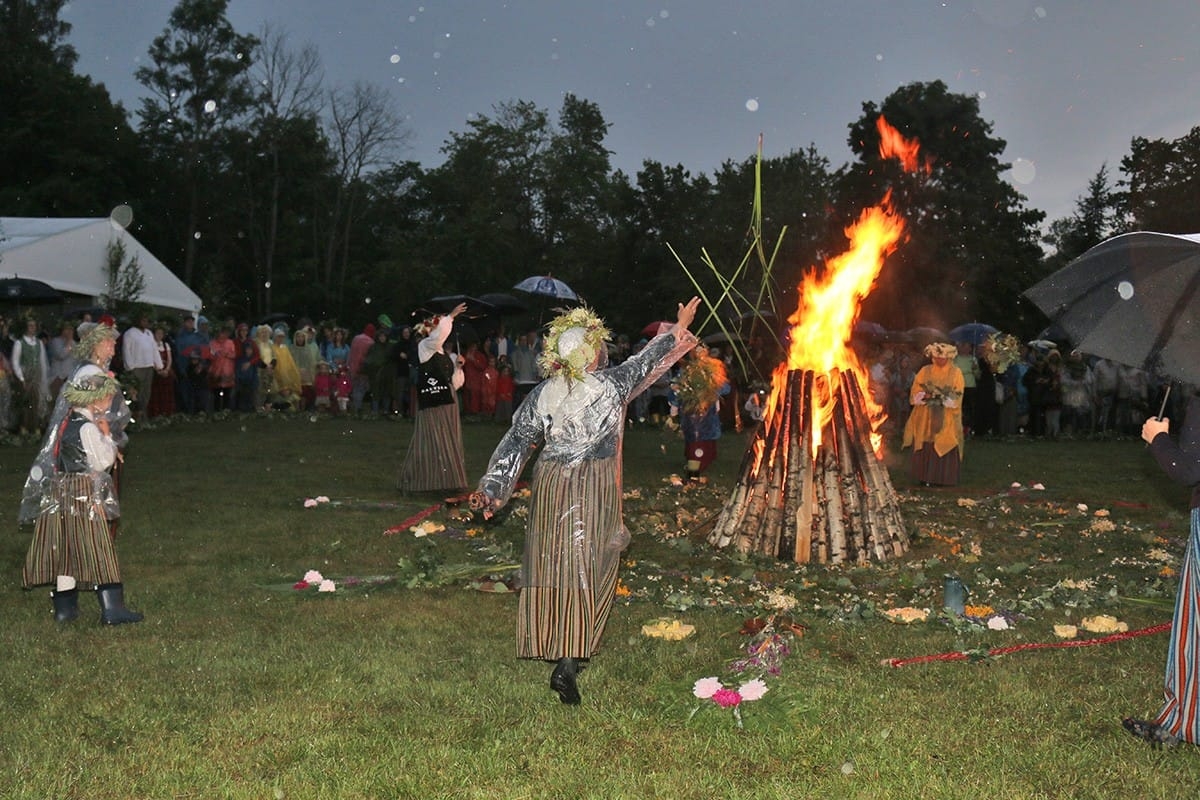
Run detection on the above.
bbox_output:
[51,589,79,623]
[1122,717,1181,748]
[549,658,581,705]
[96,584,143,625]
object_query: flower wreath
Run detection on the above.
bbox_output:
[924,341,958,360]
[414,315,440,338]
[538,305,611,383]
[675,348,728,414]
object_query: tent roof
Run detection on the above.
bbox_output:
[0,217,202,314]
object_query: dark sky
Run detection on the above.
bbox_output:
[64,1,1200,225]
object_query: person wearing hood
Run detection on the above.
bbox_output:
[469,297,700,705]
[348,323,376,413]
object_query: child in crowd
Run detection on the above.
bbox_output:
[335,365,352,413]
[313,361,334,412]
[234,340,259,413]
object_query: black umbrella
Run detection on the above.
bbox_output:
[421,295,495,319]
[1024,231,1200,385]
[477,292,528,316]
[0,277,63,305]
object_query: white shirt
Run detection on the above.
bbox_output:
[122,326,163,370]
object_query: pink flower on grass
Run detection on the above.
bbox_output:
[712,688,742,708]
[315,496,330,503]
[317,579,336,593]
[693,677,722,699]
[303,569,324,583]
[738,679,769,701]
[303,498,318,508]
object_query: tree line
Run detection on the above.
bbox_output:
[2,0,1196,338]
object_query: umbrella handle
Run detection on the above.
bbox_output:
[1157,385,1171,421]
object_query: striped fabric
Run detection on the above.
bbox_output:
[517,455,625,660]
[397,401,468,493]
[1155,507,1200,742]
[23,474,122,587]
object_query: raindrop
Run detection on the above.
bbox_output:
[660,9,669,18]
[390,54,400,64]
[1035,6,1047,18]
[408,15,416,22]
[109,204,134,229]
[977,90,987,100]
[264,281,271,288]
[397,77,406,84]
[1010,158,1036,185]
[1117,280,1135,300]
[745,98,759,112]
[203,99,217,114]
[365,297,372,304]
[193,231,202,240]
[645,17,656,28]
[875,53,884,62]
[841,760,855,775]
[30,465,43,481]
[433,51,441,59]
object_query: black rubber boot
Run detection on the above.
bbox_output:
[51,589,79,623]
[549,657,581,705]
[96,584,143,625]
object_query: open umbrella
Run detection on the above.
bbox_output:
[513,275,577,301]
[1024,231,1200,384]
[421,295,495,319]
[477,292,528,316]
[948,322,998,345]
[0,277,63,305]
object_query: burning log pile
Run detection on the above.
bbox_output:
[707,368,908,564]
[706,115,924,566]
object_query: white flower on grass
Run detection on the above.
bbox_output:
[303,569,324,583]
[738,679,769,701]
[986,616,1010,631]
[692,676,722,699]
[303,498,318,508]
[318,579,336,593]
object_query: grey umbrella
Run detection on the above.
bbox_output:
[1024,231,1200,385]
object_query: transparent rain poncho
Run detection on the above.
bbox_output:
[476,329,697,607]
[18,362,130,525]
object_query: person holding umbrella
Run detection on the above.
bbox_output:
[397,303,469,494]
[468,297,700,705]
[1124,397,1200,746]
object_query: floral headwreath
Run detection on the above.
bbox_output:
[414,315,440,338]
[77,319,119,361]
[63,373,120,407]
[538,305,611,383]
[924,342,958,360]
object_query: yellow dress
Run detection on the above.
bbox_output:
[271,343,302,399]
[902,361,965,458]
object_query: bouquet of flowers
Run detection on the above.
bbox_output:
[981,332,1020,374]
[689,676,768,729]
[918,381,962,408]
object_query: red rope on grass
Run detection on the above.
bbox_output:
[383,503,442,536]
[883,622,1172,668]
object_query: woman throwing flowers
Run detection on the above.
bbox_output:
[470,297,700,704]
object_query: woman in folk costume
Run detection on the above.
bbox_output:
[19,318,131,527]
[11,315,51,432]
[470,298,700,704]
[1125,397,1200,746]
[22,373,142,625]
[397,303,469,493]
[672,343,732,477]
[902,341,965,486]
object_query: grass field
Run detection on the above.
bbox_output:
[1,412,1198,799]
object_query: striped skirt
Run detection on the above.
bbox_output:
[910,445,960,486]
[1155,507,1200,742]
[397,401,468,493]
[23,474,122,588]
[517,455,628,660]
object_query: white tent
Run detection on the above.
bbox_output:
[0,217,202,316]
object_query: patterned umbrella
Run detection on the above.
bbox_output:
[513,275,577,300]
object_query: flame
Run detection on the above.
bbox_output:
[876,115,930,174]
[759,116,920,464]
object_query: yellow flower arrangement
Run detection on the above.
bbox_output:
[883,606,929,624]
[641,618,696,640]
